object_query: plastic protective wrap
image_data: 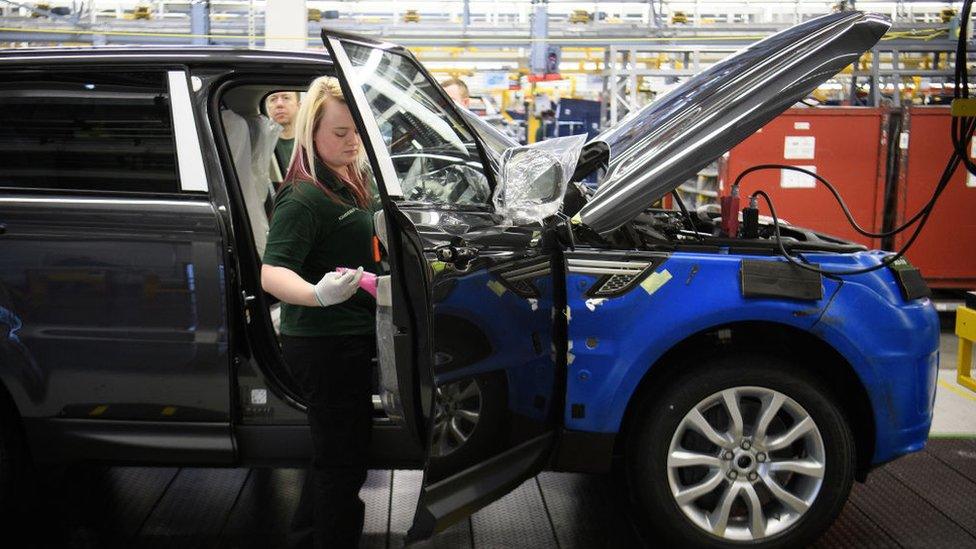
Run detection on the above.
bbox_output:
[374,274,404,423]
[248,114,281,196]
[245,115,281,257]
[493,134,587,224]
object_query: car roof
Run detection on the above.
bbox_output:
[0,45,333,68]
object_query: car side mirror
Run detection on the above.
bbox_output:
[500,147,563,203]
[492,135,587,224]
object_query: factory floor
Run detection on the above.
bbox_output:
[13,331,976,549]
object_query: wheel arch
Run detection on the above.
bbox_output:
[614,320,876,481]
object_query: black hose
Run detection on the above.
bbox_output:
[671,190,704,241]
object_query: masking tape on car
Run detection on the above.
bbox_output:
[640,269,673,296]
[487,280,507,297]
[585,298,608,311]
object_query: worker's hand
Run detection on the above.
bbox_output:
[313,267,363,307]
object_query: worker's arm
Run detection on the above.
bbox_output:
[262,264,362,308]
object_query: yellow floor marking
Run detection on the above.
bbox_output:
[161,406,177,416]
[938,378,976,403]
[89,405,108,417]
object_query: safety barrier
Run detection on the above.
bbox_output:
[958,292,976,393]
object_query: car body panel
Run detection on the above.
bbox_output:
[563,250,840,433]
[0,195,231,423]
[578,11,891,234]
[807,253,940,462]
[563,249,938,467]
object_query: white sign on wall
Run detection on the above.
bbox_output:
[781,165,818,189]
[784,136,816,159]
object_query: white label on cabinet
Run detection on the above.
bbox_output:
[781,165,817,189]
[793,121,811,130]
[784,136,816,159]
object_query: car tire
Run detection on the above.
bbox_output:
[627,354,855,548]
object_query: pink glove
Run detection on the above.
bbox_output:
[336,267,378,298]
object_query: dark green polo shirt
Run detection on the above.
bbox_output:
[263,168,380,337]
[274,137,295,174]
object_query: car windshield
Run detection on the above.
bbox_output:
[339,43,491,207]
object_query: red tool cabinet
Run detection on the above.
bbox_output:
[895,107,976,289]
[722,108,889,249]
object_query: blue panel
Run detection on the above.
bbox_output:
[563,249,939,467]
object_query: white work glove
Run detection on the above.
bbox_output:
[312,267,363,307]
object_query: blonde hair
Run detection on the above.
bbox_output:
[285,76,370,208]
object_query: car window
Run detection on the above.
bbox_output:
[339,43,491,207]
[0,71,179,194]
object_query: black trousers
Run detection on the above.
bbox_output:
[282,333,375,549]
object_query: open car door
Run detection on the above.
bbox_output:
[322,30,567,540]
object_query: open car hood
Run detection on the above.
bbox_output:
[576,11,890,235]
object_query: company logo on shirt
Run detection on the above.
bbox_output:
[338,208,357,222]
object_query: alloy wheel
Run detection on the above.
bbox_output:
[666,386,826,542]
[430,378,483,457]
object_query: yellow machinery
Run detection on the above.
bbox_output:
[123,4,152,20]
[133,4,151,20]
[307,8,321,22]
[957,292,976,393]
[942,8,958,23]
[569,10,589,24]
[31,3,49,17]
[403,10,420,23]
[671,11,688,24]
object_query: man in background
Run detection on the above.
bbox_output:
[266,90,300,177]
[440,77,470,109]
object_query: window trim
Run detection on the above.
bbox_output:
[168,70,209,193]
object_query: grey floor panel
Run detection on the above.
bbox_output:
[812,501,900,548]
[97,466,182,544]
[361,469,392,549]
[24,465,179,549]
[927,438,976,485]
[388,469,472,549]
[536,472,642,549]
[470,478,557,549]
[24,439,976,548]
[885,449,976,538]
[217,467,305,549]
[136,468,250,549]
[849,467,973,547]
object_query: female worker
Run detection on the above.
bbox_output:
[261,75,378,549]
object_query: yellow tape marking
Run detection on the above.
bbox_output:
[487,280,507,297]
[89,405,108,417]
[640,269,673,296]
[161,406,177,416]
[938,378,976,403]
